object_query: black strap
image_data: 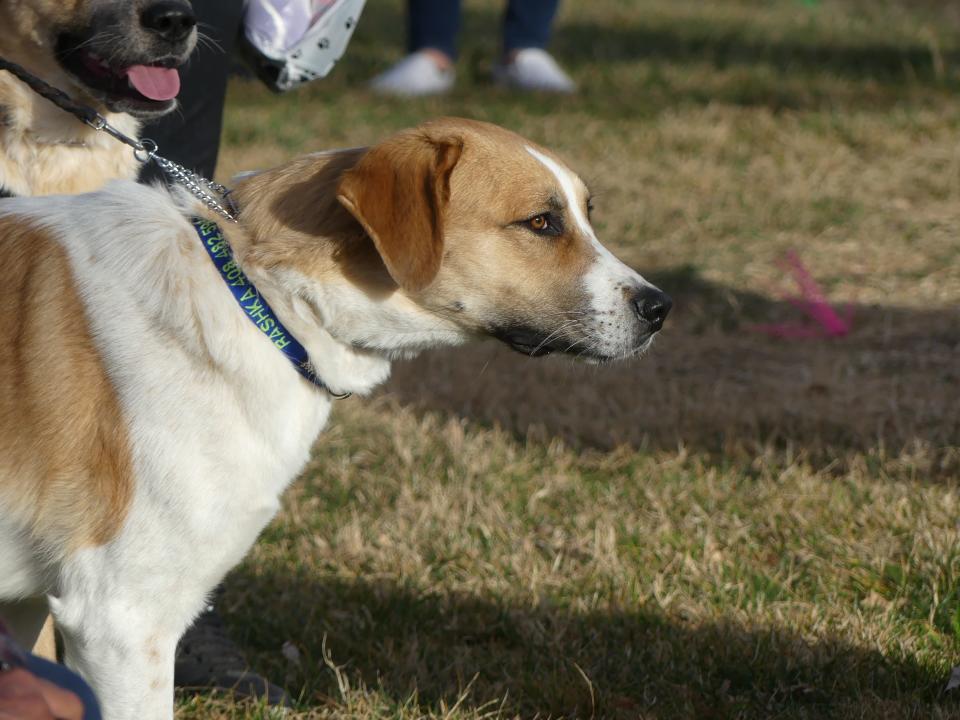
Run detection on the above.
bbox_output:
[0,56,99,127]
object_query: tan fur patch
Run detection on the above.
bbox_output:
[0,215,134,554]
[413,119,599,329]
[232,118,600,343]
[337,132,463,293]
[230,149,399,295]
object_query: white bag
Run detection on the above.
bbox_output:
[242,0,366,92]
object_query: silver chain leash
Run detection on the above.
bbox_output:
[139,140,239,223]
[90,115,239,223]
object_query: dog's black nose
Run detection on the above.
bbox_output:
[141,1,196,43]
[631,287,672,331]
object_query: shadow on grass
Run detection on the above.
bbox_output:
[381,265,959,473]
[222,567,950,719]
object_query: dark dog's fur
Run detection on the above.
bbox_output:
[0,0,196,196]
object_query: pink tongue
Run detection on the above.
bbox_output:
[125,65,180,101]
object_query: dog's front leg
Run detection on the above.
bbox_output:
[51,593,180,720]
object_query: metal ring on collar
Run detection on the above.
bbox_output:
[135,138,158,163]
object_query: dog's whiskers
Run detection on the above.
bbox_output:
[531,319,580,355]
[68,30,115,53]
[195,26,223,53]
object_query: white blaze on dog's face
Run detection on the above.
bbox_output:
[4,0,197,118]
[334,118,671,362]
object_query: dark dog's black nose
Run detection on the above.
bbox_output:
[631,287,672,331]
[141,1,196,43]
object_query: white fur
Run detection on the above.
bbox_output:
[0,183,340,718]
[288,270,468,361]
[0,518,45,600]
[525,146,657,358]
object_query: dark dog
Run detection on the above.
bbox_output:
[0,0,197,196]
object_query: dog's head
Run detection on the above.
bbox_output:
[6,0,197,118]
[332,119,670,362]
[238,118,670,367]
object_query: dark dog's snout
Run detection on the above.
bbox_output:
[141,1,196,43]
[631,287,672,332]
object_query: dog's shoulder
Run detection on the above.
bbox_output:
[0,179,191,242]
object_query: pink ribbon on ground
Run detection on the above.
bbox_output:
[749,250,853,338]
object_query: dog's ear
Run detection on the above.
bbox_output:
[337,131,463,293]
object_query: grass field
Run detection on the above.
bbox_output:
[179,1,960,717]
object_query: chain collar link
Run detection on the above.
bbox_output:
[138,139,239,223]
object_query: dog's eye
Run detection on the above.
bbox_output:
[523,213,562,237]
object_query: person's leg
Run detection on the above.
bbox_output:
[369,0,459,96]
[408,0,461,61]
[502,0,561,55]
[138,0,245,182]
[495,0,575,93]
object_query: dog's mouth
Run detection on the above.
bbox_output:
[492,325,657,363]
[493,327,563,357]
[55,34,184,118]
[492,325,600,359]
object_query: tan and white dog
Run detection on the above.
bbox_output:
[0,118,670,718]
[0,0,197,196]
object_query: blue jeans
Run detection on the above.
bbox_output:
[408,0,562,60]
[140,0,246,180]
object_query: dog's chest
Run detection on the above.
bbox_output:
[54,214,336,584]
[102,353,334,592]
[0,93,139,196]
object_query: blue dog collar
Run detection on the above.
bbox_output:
[192,218,349,398]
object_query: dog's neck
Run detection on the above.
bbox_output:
[0,27,139,196]
[217,152,469,396]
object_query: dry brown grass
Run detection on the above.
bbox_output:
[183,0,960,717]
[176,401,960,719]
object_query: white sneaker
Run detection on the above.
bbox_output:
[369,51,455,96]
[493,48,576,93]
